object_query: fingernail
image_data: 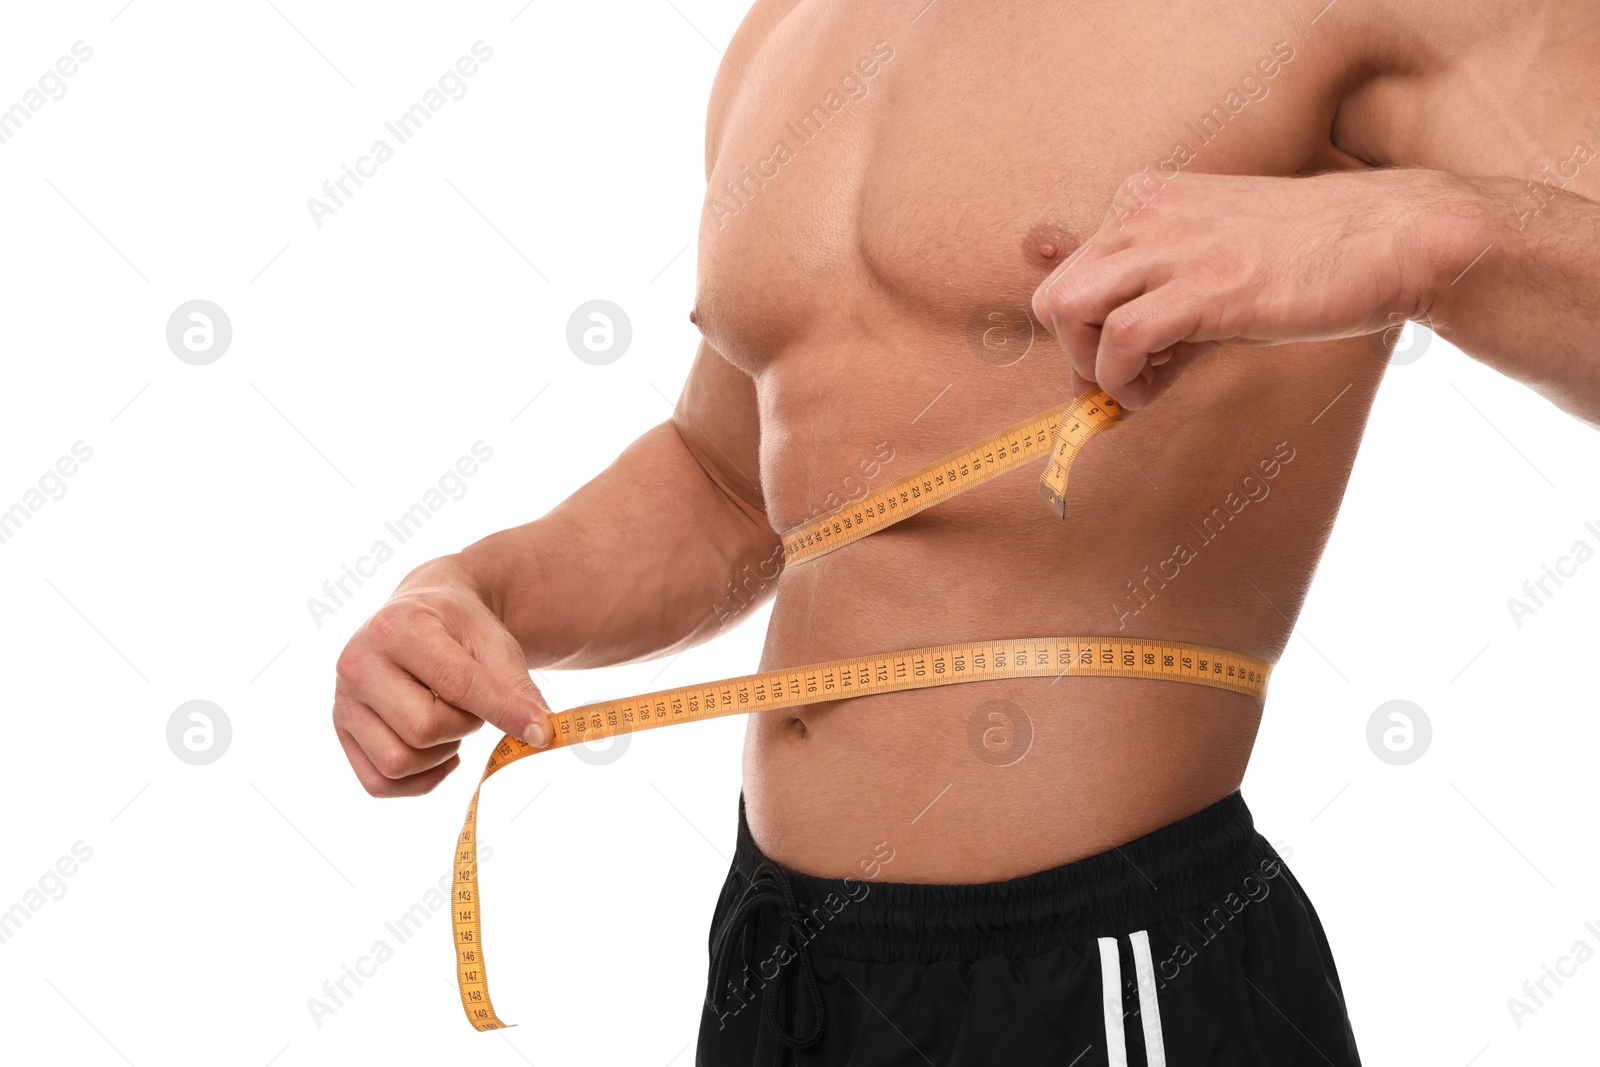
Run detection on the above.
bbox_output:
[522,721,547,748]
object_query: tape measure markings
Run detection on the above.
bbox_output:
[781,389,1122,566]
[1038,393,1123,519]
[453,634,1271,1029]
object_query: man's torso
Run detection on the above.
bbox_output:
[693,0,1386,881]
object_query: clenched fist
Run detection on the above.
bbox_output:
[332,557,553,797]
[1031,167,1471,411]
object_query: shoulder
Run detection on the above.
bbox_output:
[1325,0,1600,170]
[702,0,800,181]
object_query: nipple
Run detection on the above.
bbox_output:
[1022,224,1080,270]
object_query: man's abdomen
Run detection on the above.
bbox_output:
[741,332,1382,883]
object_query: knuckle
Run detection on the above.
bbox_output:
[356,764,396,797]
[369,743,418,780]
[1103,310,1147,350]
[334,643,368,686]
[428,657,477,707]
[397,708,450,749]
[506,665,540,700]
[368,608,403,643]
[1045,278,1087,318]
[1030,287,1050,325]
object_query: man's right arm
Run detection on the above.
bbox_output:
[468,339,778,668]
[331,341,780,796]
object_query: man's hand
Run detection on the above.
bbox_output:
[332,556,554,797]
[1031,169,1471,411]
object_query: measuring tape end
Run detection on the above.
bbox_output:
[1039,482,1067,519]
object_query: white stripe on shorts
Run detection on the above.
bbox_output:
[1129,930,1168,1067]
[1097,936,1128,1067]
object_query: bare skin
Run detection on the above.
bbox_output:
[333,0,1600,883]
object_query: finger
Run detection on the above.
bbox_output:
[455,617,559,748]
[1033,254,1158,383]
[340,655,484,749]
[336,721,462,798]
[339,697,464,780]
[1118,341,1214,411]
[1140,344,1211,407]
[1095,289,1208,409]
[1036,229,1107,294]
[1067,362,1096,402]
[390,621,553,747]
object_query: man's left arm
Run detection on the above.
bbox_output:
[1413,172,1600,427]
[1033,1,1600,428]
[1339,0,1600,429]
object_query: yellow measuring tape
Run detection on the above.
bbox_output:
[781,388,1122,564]
[451,386,1272,1030]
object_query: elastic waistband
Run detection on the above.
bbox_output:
[730,790,1280,963]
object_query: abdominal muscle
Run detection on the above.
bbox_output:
[736,332,1380,885]
[741,551,1269,885]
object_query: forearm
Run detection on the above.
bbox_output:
[1421,172,1600,428]
[441,420,780,670]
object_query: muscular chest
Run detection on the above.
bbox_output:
[693,0,1329,373]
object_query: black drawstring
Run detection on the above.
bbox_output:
[706,860,826,1062]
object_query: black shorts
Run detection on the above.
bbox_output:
[696,791,1360,1066]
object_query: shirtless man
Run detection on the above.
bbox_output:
[331,1,1600,1061]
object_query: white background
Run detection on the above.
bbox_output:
[1,2,1597,1065]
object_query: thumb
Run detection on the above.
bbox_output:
[408,626,555,749]
[478,639,556,749]
[504,666,555,749]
